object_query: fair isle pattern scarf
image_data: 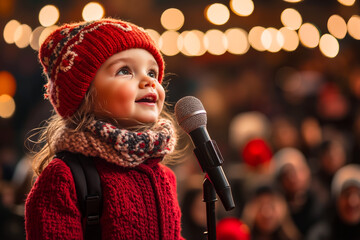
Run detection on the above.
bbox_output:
[53,119,176,167]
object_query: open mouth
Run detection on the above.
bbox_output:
[135,93,157,103]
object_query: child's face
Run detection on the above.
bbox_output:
[92,48,165,127]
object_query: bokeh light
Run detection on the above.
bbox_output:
[178,30,206,56]
[0,0,14,18]
[261,27,284,52]
[347,15,360,40]
[230,0,254,17]
[14,24,32,48]
[145,29,161,48]
[3,19,20,44]
[38,5,59,27]
[177,31,190,56]
[161,8,185,30]
[225,28,250,55]
[283,0,303,2]
[82,2,104,21]
[30,26,45,50]
[327,14,347,39]
[279,27,299,51]
[38,25,58,47]
[0,71,16,97]
[337,0,356,6]
[205,3,230,25]
[204,29,228,55]
[248,26,266,51]
[0,94,16,118]
[298,23,320,48]
[159,30,180,56]
[281,8,302,30]
[319,34,339,58]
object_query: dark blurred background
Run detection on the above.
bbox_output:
[1,0,360,239]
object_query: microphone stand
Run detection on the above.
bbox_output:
[188,128,235,239]
[203,176,217,240]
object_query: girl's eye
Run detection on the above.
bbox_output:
[116,67,131,76]
[148,69,158,79]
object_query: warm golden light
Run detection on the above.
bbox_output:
[261,28,284,52]
[319,34,339,58]
[327,14,347,39]
[205,3,230,25]
[0,94,15,118]
[38,25,58,47]
[230,0,254,17]
[225,28,249,55]
[204,29,228,55]
[177,31,190,56]
[3,20,20,44]
[39,5,59,27]
[279,27,299,51]
[159,30,180,56]
[191,30,207,56]
[337,0,356,6]
[281,8,302,30]
[283,0,303,2]
[82,2,104,21]
[298,23,320,48]
[161,8,185,30]
[145,29,161,48]
[248,26,266,51]
[30,26,45,50]
[178,30,206,56]
[348,15,360,40]
[14,24,32,48]
[0,71,16,97]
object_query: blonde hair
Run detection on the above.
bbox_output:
[28,79,185,176]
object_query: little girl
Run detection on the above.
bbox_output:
[25,18,184,239]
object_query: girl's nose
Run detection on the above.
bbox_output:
[139,75,156,89]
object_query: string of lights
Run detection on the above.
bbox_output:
[0,0,359,119]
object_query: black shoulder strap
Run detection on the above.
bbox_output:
[56,151,102,240]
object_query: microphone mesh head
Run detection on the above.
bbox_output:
[174,96,207,133]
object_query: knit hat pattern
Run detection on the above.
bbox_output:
[39,18,164,118]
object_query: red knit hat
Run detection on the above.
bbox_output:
[241,138,272,167]
[217,218,251,240]
[39,18,164,118]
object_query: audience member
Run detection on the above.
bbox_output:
[311,126,349,212]
[227,138,274,217]
[242,185,301,240]
[273,148,324,236]
[306,164,360,240]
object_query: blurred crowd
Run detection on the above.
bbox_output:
[174,46,360,240]
[0,37,360,240]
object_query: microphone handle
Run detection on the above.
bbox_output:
[189,127,235,211]
[189,126,210,146]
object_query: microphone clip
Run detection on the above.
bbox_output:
[194,140,224,172]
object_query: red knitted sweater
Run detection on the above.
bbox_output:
[25,157,184,239]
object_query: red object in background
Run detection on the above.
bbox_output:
[217,217,251,240]
[316,82,349,120]
[241,138,273,167]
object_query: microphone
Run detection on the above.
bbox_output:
[175,96,235,211]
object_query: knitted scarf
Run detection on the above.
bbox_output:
[53,118,176,167]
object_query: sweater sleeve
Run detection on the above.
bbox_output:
[25,158,83,240]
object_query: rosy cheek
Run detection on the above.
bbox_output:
[157,85,165,103]
[99,82,131,115]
